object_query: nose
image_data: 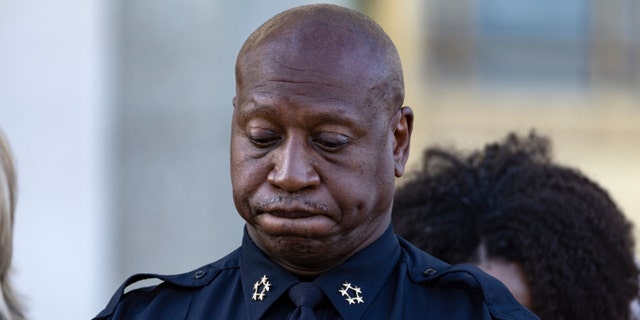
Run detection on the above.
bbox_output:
[267,135,320,192]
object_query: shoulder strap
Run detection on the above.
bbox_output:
[93,266,218,319]
[434,264,539,320]
[396,238,538,319]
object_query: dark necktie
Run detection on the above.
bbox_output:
[288,282,325,320]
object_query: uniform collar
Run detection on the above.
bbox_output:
[240,225,401,320]
[314,225,401,320]
[240,230,299,319]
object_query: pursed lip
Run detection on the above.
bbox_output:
[251,195,330,219]
[254,200,329,218]
[259,207,321,219]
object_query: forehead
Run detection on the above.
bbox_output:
[237,16,386,89]
[244,40,375,91]
[235,89,376,132]
[236,50,381,118]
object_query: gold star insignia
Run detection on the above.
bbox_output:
[251,275,271,301]
[339,281,364,305]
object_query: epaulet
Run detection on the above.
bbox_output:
[93,263,220,319]
[427,264,538,319]
[397,237,539,320]
[396,236,453,282]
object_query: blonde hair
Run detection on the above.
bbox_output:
[0,131,25,320]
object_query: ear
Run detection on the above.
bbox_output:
[392,106,413,177]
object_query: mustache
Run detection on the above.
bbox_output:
[252,194,329,214]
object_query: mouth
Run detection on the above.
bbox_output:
[252,197,329,218]
[259,208,321,219]
[250,202,336,237]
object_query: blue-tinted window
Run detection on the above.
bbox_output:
[474,0,590,90]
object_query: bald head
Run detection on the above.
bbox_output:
[235,4,404,113]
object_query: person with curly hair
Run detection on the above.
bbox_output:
[0,131,26,320]
[393,132,639,320]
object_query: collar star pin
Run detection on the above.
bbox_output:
[339,281,364,305]
[252,275,271,301]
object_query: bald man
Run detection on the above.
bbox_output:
[95,4,538,319]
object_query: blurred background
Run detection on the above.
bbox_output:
[0,0,638,318]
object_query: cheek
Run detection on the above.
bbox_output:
[231,134,267,177]
[230,141,266,206]
[232,159,266,192]
[329,149,395,218]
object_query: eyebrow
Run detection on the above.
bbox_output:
[239,98,365,128]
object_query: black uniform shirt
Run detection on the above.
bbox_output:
[95,226,539,319]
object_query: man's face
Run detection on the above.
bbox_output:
[230,39,407,274]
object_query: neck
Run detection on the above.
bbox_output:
[249,218,391,276]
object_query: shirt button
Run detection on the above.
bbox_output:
[194,270,206,279]
[423,268,437,276]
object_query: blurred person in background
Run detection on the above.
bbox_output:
[0,130,26,320]
[393,131,639,319]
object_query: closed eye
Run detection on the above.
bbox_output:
[249,129,281,148]
[313,132,350,151]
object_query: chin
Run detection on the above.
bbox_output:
[273,234,339,265]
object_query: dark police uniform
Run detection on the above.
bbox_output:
[94,226,539,319]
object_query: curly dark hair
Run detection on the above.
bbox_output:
[392,132,639,320]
